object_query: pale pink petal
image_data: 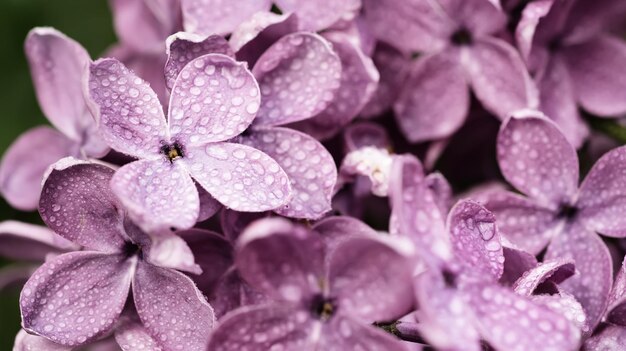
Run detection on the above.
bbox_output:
[252,32,341,127]
[240,127,336,219]
[168,54,260,146]
[182,0,271,36]
[164,32,235,91]
[115,321,163,351]
[88,58,168,158]
[20,252,133,346]
[132,261,215,351]
[145,233,201,274]
[394,51,470,142]
[275,0,360,31]
[14,329,73,351]
[184,143,290,212]
[111,159,199,232]
[513,258,576,296]
[0,126,77,210]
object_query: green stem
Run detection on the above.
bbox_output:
[586,116,626,144]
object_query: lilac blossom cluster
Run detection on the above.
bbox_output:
[3,0,626,350]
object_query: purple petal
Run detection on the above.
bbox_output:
[0,126,77,210]
[164,32,235,91]
[497,112,579,206]
[394,51,469,142]
[236,218,324,302]
[24,28,92,141]
[448,200,504,282]
[564,35,626,116]
[464,38,538,119]
[514,0,557,67]
[184,143,291,212]
[145,233,201,274]
[481,190,559,254]
[110,0,180,52]
[343,122,390,152]
[438,0,507,36]
[220,209,268,243]
[313,216,379,249]
[240,127,336,219]
[0,221,75,261]
[178,229,233,294]
[583,325,626,351]
[531,290,588,331]
[181,0,271,36]
[40,161,127,252]
[231,12,299,66]
[0,265,38,292]
[363,0,449,53]
[545,223,613,332]
[14,329,72,351]
[329,236,414,322]
[252,32,341,127]
[168,54,260,145]
[197,185,222,222]
[425,172,453,215]
[499,245,538,286]
[319,314,413,351]
[111,159,199,232]
[536,55,589,148]
[115,320,163,351]
[132,261,214,351]
[206,303,315,351]
[607,258,626,325]
[513,258,576,296]
[466,283,581,351]
[88,58,168,158]
[577,145,626,237]
[209,268,269,318]
[20,252,133,346]
[275,0,360,31]
[292,32,379,140]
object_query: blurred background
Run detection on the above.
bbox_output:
[0,0,115,347]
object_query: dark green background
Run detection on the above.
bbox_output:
[0,1,116,347]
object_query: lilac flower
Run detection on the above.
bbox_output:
[207,217,415,350]
[604,257,626,326]
[483,110,626,330]
[14,328,120,351]
[583,325,626,351]
[88,53,291,231]
[363,0,537,142]
[0,28,108,210]
[516,0,626,147]
[20,159,214,350]
[165,29,341,219]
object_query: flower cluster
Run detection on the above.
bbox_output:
[2,0,626,350]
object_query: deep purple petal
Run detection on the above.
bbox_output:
[564,35,626,116]
[241,127,336,219]
[481,190,559,254]
[424,172,453,215]
[115,320,163,351]
[20,252,133,346]
[394,51,469,142]
[497,111,579,206]
[583,325,626,351]
[293,32,379,140]
[343,122,390,152]
[206,303,315,351]
[313,216,379,250]
[209,268,269,318]
[466,283,581,351]
[25,28,92,141]
[0,126,77,210]
[275,0,360,31]
[448,200,504,282]
[231,12,298,66]
[181,0,271,36]
[329,236,414,322]
[168,54,260,145]
[14,329,73,351]
[111,159,199,232]
[220,209,268,243]
[252,32,341,127]
[0,221,75,261]
[607,258,626,325]
[164,33,234,91]
[197,185,222,222]
[513,258,576,296]
[133,261,214,351]
[577,145,626,237]
[464,38,538,119]
[184,143,291,212]
[236,218,324,302]
[110,0,180,52]
[545,223,613,332]
[319,314,413,351]
[536,55,588,148]
[40,160,127,252]
[88,58,168,158]
[499,245,538,286]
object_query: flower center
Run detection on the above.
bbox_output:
[451,28,473,46]
[557,203,578,221]
[442,268,458,289]
[123,241,141,258]
[310,294,336,322]
[161,142,184,162]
